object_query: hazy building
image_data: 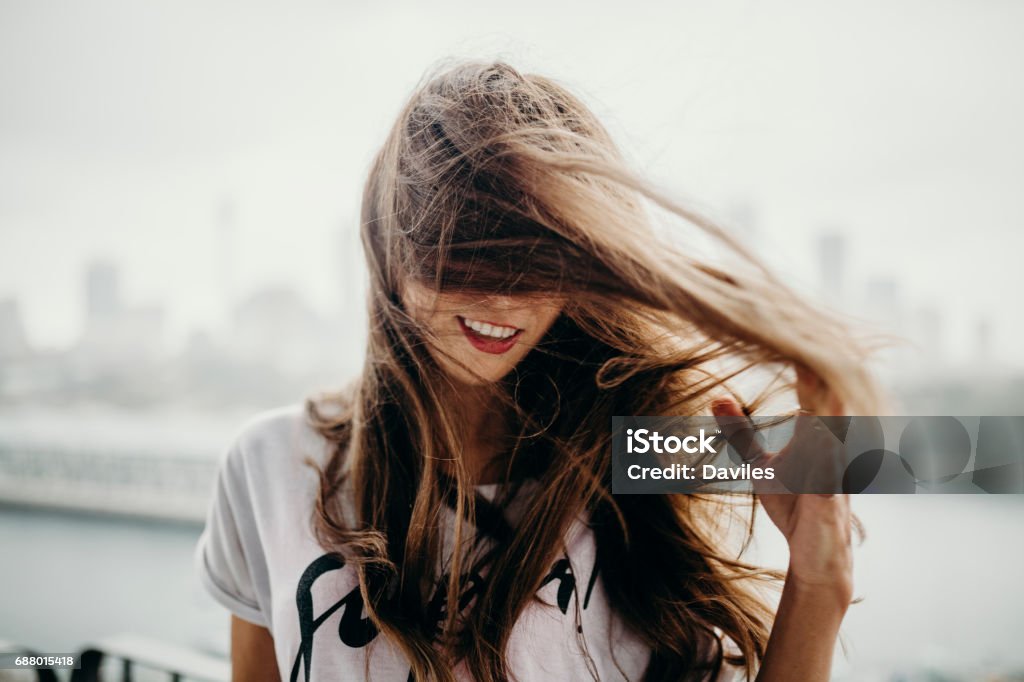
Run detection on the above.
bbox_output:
[0,298,28,359]
[913,305,944,365]
[77,260,165,368]
[216,196,238,333]
[232,286,338,377]
[85,260,122,320]
[817,231,846,303]
[865,276,900,324]
[863,275,911,381]
[975,317,994,365]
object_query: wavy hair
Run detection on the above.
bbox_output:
[307,58,886,681]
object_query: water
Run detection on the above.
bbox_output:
[747,495,1024,679]
[1,497,1022,679]
[0,507,227,660]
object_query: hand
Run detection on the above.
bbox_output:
[711,367,854,605]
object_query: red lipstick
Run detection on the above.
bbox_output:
[457,316,523,355]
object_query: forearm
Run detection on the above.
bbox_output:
[754,575,850,682]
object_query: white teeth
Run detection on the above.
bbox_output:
[462,317,519,339]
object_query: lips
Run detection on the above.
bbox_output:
[457,316,524,355]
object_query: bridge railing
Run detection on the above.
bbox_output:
[1,635,229,682]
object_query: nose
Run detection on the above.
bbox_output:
[477,294,535,313]
[482,294,515,307]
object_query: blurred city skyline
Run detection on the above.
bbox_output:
[2,213,1021,416]
[1,0,1023,369]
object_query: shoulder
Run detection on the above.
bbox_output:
[232,403,319,452]
[219,403,334,486]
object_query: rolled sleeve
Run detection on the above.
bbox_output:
[194,441,270,628]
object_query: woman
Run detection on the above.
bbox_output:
[195,59,887,681]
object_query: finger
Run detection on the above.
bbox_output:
[783,414,849,494]
[795,365,822,412]
[711,397,769,463]
[795,365,844,416]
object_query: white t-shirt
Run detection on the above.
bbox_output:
[194,405,741,681]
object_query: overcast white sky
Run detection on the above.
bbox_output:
[1,0,1022,363]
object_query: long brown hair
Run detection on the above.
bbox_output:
[307,58,886,681]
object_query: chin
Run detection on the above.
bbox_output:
[436,354,516,386]
[451,365,513,386]
[432,339,530,386]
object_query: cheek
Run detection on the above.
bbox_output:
[508,310,560,355]
[534,306,563,335]
[401,286,456,336]
[400,287,429,322]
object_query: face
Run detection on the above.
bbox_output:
[400,279,564,386]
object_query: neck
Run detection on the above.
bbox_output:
[443,380,512,485]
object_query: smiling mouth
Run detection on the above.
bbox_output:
[457,316,524,355]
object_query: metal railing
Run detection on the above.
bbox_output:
[2,635,229,682]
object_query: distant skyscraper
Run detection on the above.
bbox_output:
[232,286,330,376]
[914,305,944,364]
[85,260,121,319]
[0,298,28,358]
[217,196,237,328]
[975,317,993,362]
[864,276,902,333]
[79,260,165,365]
[817,231,846,302]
